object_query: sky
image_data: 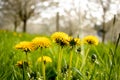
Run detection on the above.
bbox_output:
[32,0,120,26]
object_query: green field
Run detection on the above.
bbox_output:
[0,30,120,80]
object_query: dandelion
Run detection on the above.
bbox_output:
[51,32,69,79]
[32,37,51,80]
[13,32,17,36]
[69,37,81,46]
[15,41,35,52]
[37,56,52,64]
[16,60,29,69]
[32,37,51,48]
[16,61,23,68]
[0,30,7,33]
[83,35,99,45]
[37,56,52,80]
[19,34,22,37]
[51,32,70,46]
[16,60,30,80]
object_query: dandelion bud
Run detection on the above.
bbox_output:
[30,72,37,79]
[86,71,89,76]
[91,54,97,63]
[76,47,81,53]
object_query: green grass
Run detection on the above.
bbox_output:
[0,30,120,80]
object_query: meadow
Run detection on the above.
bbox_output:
[0,30,120,80]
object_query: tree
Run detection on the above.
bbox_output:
[98,0,110,42]
[1,0,37,32]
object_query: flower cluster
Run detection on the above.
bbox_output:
[51,32,99,46]
[14,32,100,80]
[32,37,51,48]
[13,32,22,37]
[15,32,99,53]
[15,37,51,53]
[15,32,99,64]
[15,41,35,52]
[37,56,52,64]
[51,32,70,46]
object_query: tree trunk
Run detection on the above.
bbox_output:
[14,21,17,32]
[56,12,59,32]
[102,7,106,43]
[13,16,18,32]
[23,20,27,32]
[69,20,73,36]
[102,21,106,42]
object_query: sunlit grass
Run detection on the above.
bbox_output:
[0,30,120,80]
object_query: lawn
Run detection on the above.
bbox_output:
[0,30,120,80]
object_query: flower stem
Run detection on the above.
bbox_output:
[40,48,45,80]
[80,48,90,71]
[56,46,63,80]
[40,48,46,80]
[93,46,104,64]
[75,54,80,68]
[42,62,46,80]
[68,50,73,80]
[22,61,26,80]
[25,52,28,62]
[22,66,25,80]
[108,33,120,80]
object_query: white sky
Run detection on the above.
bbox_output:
[32,0,120,25]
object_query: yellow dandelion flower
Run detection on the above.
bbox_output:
[16,61,29,69]
[83,35,99,45]
[37,56,52,63]
[16,61,23,66]
[69,37,81,46]
[0,30,7,33]
[15,41,35,52]
[32,37,51,48]
[74,38,81,45]
[51,32,70,46]
[13,32,17,36]
[19,34,22,37]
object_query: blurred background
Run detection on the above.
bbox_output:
[0,0,120,42]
